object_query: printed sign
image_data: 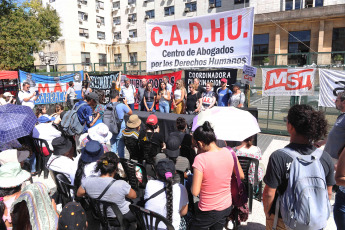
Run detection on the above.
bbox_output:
[262,68,315,96]
[319,69,345,107]
[19,70,83,104]
[241,65,256,86]
[184,69,237,92]
[89,72,119,103]
[146,7,254,72]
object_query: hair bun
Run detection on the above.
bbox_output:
[202,121,214,132]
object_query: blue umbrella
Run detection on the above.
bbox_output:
[0,104,38,143]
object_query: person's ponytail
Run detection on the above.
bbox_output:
[164,173,173,223]
[193,121,217,145]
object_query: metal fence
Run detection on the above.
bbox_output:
[34,52,345,136]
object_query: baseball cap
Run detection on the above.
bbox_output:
[86,92,99,103]
[166,136,180,158]
[3,92,14,97]
[146,114,158,126]
[221,78,227,83]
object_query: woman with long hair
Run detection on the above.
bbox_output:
[90,90,106,127]
[190,121,244,230]
[143,82,157,112]
[173,79,186,114]
[77,152,137,229]
[144,159,188,230]
[157,82,171,113]
[82,81,92,99]
[52,104,64,124]
[35,105,47,118]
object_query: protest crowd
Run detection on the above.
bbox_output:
[0,70,343,230]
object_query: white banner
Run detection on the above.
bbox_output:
[241,64,256,86]
[146,8,254,72]
[262,68,315,96]
[319,69,345,107]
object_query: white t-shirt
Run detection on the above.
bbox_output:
[32,123,62,150]
[121,85,136,104]
[18,90,35,109]
[174,89,182,100]
[66,87,76,99]
[0,98,7,105]
[145,180,188,230]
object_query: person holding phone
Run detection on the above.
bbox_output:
[18,82,39,109]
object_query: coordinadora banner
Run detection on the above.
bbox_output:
[146,7,254,72]
[262,68,315,96]
[319,69,345,107]
[89,72,119,103]
[19,70,83,104]
[184,69,237,92]
[125,71,182,94]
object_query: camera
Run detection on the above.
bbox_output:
[119,97,125,102]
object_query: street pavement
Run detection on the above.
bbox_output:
[31,133,337,230]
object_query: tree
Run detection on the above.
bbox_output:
[0,0,61,71]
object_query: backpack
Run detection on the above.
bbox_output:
[103,102,122,135]
[60,103,86,136]
[273,147,331,230]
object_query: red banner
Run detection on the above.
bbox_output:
[0,71,18,80]
[125,70,182,109]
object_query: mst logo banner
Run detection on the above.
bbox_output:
[262,68,315,96]
[19,70,83,104]
[146,7,254,72]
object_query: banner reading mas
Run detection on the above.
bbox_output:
[262,68,315,96]
[146,7,254,72]
[19,70,83,104]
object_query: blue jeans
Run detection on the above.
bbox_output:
[159,101,170,113]
[26,152,36,173]
[334,189,345,229]
[145,101,155,112]
[128,103,134,110]
[110,127,125,158]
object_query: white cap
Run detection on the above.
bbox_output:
[3,92,13,97]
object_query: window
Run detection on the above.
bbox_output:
[128,14,137,22]
[113,1,120,9]
[114,54,122,66]
[81,52,91,65]
[79,28,89,37]
[78,0,87,5]
[332,28,345,51]
[97,31,105,40]
[145,10,155,19]
[114,32,121,39]
[253,34,269,65]
[96,16,105,25]
[305,0,313,8]
[209,0,221,7]
[288,30,311,66]
[129,29,137,38]
[129,52,137,65]
[113,17,121,25]
[295,0,301,10]
[128,0,136,4]
[315,0,323,7]
[285,0,293,10]
[78,11,88,21]
[164,6,174,16]
[96,1,104,9]
[234,0,249,4]
[185,2,197,12]
[99,54,107,66]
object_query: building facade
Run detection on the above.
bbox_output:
[37,0,345,72]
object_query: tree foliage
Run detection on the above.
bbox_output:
[0,0,61,71]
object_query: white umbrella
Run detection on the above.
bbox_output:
[192,107,261,141]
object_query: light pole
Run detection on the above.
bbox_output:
[38,51,54,73]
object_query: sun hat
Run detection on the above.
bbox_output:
[0,149,30,165]
[81,140,104,163]
[88,123,112,144]
[127,114,142,129]
[58,202,87,230]
[166,136,180,158]
[221,78,227,83]
[3,92,14,97]
[0,162,31,188]
[156,158,176,180]
[87,92,99,103]
[38,115,55,123]
[52,136,73,156]
[146,114,158,126]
